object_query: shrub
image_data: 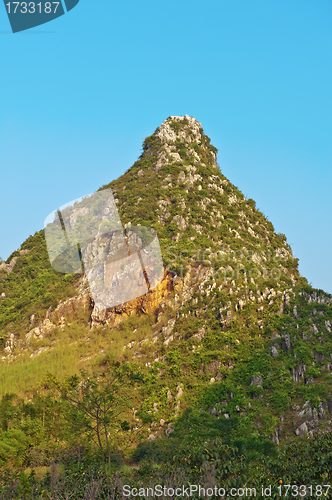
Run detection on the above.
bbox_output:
[131,439,176,464]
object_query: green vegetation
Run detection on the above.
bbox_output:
[0,116,331,496]
[0,433,331,498]
[0,230,79,341]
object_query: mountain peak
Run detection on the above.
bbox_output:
[140,115,218,173]
[156,115,203,145]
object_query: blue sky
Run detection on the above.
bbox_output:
[0,0,331,293]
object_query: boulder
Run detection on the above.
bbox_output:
[295,422,308,436]
[318,404,326,419]
[250,376,263,387]
[270,346,279,357]
[4,333,15,355]
[298,405,312,420]
[176,385,183,399]
[282,333,291,351]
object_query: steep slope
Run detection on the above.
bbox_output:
[1,115,332,448]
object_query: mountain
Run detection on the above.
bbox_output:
[1,115,332,454]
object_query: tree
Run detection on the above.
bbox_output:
[0,394,18,432]
[46,362,143,474]
[0,429,29,467]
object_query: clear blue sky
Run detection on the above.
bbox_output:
[0,0,331,293]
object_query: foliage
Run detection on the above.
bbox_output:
[45,362,143,474]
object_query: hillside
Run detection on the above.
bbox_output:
[1,114,332,466]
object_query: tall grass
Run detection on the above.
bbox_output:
[0,312,158,398]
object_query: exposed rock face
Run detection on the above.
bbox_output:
[49,294,92,326]
[0,249,30,274]
[24,257,215,348]
[291,364,306,383]
[25,277,93,343]
[297,402,313,420]
[91,262,210,328]
[91,269,174,327]
[292,399,332,439]
[153,115,217,172]
[25,271,173,337]
[307,291,332,305]
[156,115,202,145]
[26,319,55,342]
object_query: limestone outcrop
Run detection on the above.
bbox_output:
[0,249,30,274]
